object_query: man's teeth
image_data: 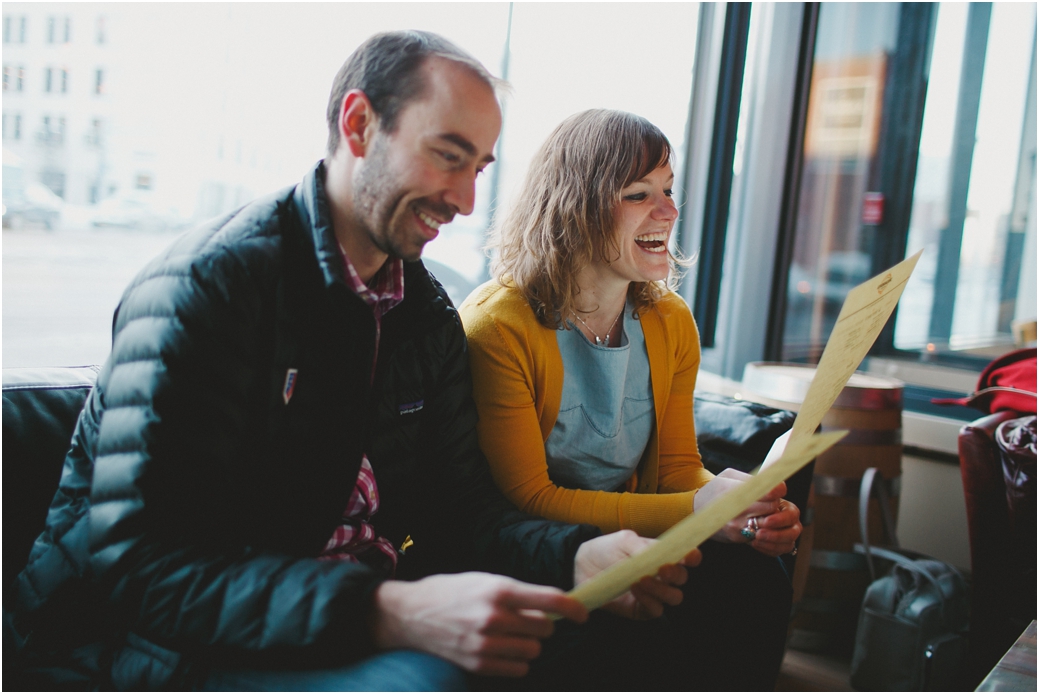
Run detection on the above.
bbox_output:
[417,211,442,230]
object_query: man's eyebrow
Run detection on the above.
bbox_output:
[438,133,496,164]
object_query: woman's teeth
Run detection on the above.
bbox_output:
[635,233,668,253]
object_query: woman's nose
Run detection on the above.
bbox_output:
[654,195,678,221]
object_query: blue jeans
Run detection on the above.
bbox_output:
[200,650,465,692]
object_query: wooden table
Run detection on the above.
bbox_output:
[976,620,1037,691]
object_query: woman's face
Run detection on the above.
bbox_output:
[598,162,678,285]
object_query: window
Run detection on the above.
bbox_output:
[85,118,103,146]
[135,172,153,190]
[894,2,1037,360]
[1,15,22,44]
[46,16,69,44]
[0,112,21,141]
[61,68,68,94]
[774,2,903,363]
[94,68,104,95]
[96,16,106,44]
[39,115,65,146]
[44,67,52,93]
[1,64,24,94]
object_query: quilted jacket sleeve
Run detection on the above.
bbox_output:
[87,232,383,667]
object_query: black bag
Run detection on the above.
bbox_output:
[850,468,970,691]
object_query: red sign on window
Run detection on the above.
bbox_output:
[862,192,884,225]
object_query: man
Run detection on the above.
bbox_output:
[13,31,693,691]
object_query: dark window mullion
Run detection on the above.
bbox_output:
[693,2,752,348]
[765,2,820,362]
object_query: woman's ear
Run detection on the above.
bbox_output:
[339,89,377,158]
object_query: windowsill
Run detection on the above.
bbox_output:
[696,366,971,458]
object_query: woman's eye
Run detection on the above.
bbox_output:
[624,193,647,202]
[664,189,674,197]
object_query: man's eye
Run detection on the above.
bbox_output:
[438,150,461,164]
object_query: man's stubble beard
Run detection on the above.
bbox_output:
[353,133,423,262]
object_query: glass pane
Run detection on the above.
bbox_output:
[781,3,901,361]
[895,2,1037,358]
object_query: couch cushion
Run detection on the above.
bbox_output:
[3,366,99,599]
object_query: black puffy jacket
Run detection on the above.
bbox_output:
[15,163,599,686]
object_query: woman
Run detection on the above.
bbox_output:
[459,110,800,690]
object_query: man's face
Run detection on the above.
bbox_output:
[352,57,502,262]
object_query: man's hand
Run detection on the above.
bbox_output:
[369,572,587,677]
[693,468,801,556]
[573,530,701,621]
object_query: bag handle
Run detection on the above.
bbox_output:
[855,544,948,601]
[858,467,899,581]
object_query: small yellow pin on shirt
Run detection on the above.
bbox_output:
[399,535,414,554]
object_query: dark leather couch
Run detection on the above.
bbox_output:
[3,366,803,689]
[959,411,1037,687]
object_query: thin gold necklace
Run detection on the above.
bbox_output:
[572,309,622,346]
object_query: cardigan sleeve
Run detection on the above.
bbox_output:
[654,302,715,496]
[461,289,698,538]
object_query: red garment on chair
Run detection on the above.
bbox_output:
[933,348,1037,414]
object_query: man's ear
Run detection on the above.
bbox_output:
[339,89,377,158]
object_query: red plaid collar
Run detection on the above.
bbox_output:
[339,247,405,315]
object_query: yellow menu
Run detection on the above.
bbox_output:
[566,250,922,611]
[567,430,846,611]
[785,249,922,448]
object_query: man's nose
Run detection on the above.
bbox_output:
[443,170,477,216]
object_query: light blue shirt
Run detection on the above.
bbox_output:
[545,306,654,492]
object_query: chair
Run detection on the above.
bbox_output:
[958,411,1037,687]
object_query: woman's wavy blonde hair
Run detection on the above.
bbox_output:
[490,109,685,329]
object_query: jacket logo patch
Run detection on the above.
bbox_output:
[283,369,298,405]
[399,400,424,415]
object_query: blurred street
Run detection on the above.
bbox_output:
[3,225,180,368]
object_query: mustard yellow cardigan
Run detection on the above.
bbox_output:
[459,282,715,537]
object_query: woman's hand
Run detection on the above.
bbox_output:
[692,469,801,556]
[573,530,701,621]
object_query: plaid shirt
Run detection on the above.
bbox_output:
[318,251,405,569]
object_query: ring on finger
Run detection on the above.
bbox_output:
[740,521,757,542]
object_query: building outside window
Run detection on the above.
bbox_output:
[39,114,65,146]
[46,15,68,44]
[0,64,24,94]
[2,15,25,43]
[85,118,103,146]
